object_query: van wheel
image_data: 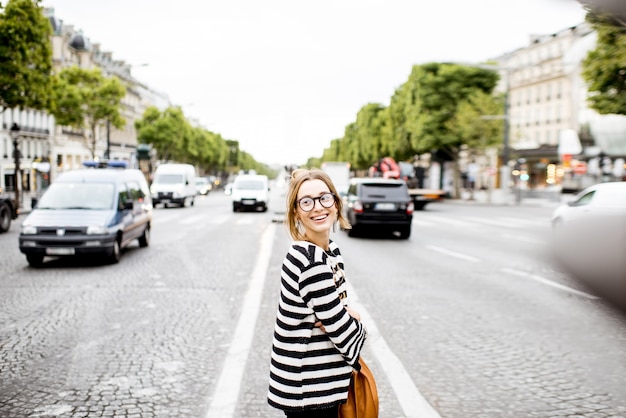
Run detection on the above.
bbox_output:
[26,254,44,267]
[190,197,195,207]
[108,240,121,264]
[138,227,150,248]
[0,202,11,232]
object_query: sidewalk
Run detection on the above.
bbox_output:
[444,188,575,208]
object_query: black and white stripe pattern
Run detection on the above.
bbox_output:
[268,240,367,412]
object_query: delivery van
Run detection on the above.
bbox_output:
[231,174,270,212]
[150,163,196,207]
[19,161,152,267]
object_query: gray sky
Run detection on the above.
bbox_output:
[42,0,587,166]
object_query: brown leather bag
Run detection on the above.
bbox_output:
[338,357,379,418]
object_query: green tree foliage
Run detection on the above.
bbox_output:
[135,106,275,177]
[582,12,626,115]
[405,63,499,158]
[135,106,190,162]
[578,0,626,28]
[0,0,53,113]
[446,90,504,150]
[319,62,501,174]
[51,66,126,158]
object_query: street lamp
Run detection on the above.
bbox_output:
[10,122,20,210]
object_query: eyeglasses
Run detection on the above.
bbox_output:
[296,193,336,212]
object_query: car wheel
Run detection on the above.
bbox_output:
[108,239,121,264]
[347,225,359,237]
[26,254,44,267]
[398,226,411,239]
[0,202,10,233]
[138,226,150,248]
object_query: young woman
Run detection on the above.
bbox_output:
[268,168,368,417]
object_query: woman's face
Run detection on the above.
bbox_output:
[296,179,338,236]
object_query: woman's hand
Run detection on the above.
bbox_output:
[314,306,361,333]
[346,306,361,321]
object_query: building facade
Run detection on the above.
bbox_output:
[496,21,626,191]
[0,8,169,207]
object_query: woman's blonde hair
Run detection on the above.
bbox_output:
[285,168,351,241]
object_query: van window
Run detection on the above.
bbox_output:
[127,181,144,202]
[154,174,184,184]
[118,184,129,208]
[235,180,266,190]
[37,183,115,210]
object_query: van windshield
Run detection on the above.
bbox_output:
[37,183,116,210]
[154,174,184,184]
[235,180,265,190]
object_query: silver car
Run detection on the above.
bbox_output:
[551,181,626,307]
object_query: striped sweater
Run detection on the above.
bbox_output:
[268,239,368,412]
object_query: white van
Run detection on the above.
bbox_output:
[150,163,196,207]
[231,174,269,212]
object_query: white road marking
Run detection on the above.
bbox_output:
[426,245,481,263]
[500,233,544,245]
[349,285,441,418]
[499,216,549,227]
[464,216,523,229]
[424,215,478,228]
[501,268,600,299]
[411,219,437,227]
[178,213,210,225]
[205,223,276,418]
[235,216,255,225]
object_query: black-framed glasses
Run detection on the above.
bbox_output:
[296,193,336,212]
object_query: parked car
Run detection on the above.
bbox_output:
[18,161,153,267]
[0,195,18,233]
[231,174,270,212]
[195,177,212,195]
[343,177,414,238]
[551,181,626,307]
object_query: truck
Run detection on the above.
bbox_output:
[321,161,351,197]
[370,157,445,210]
[0,195,18,233]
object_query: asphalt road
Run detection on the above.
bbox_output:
[1,189,625,418]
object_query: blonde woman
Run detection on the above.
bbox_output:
[268,168,368,417]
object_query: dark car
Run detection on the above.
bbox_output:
[19,161,152,267]
[343,178,414,238]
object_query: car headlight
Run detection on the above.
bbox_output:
[21,225,37,235]
[87,225,108,235]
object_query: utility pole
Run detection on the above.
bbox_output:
[10,123,21,210]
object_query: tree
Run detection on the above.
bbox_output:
[51,66,126,158]
[135,106,189,162]
[446,90,504,152]
[582,13,626,115]
[406,63,500,195]
[0,0,53,114]
[578,0,626,28]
